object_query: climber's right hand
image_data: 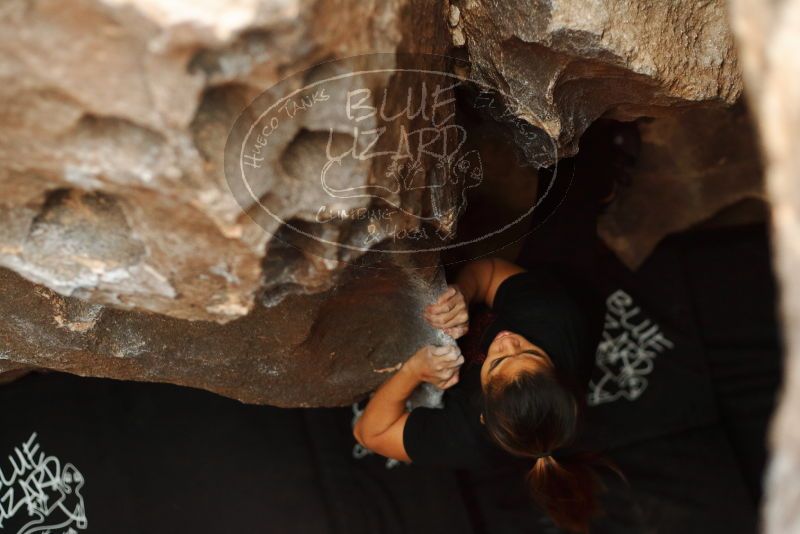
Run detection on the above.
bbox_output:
[405,344,464,389]
[424,285,469,339]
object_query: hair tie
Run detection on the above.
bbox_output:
[533,451,553,460]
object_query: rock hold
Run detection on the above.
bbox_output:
[456,0,742,166]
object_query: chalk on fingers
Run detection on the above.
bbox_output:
[432,345,451,356]
[437,287,455,304]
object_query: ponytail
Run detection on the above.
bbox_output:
[483,366,620,533]
[527,451,610,533]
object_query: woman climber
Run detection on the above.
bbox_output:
[353,256,608,533]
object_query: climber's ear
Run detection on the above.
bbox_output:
[479,413,485,425]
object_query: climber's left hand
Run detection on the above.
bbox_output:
[405,344,464,388]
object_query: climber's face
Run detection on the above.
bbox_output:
[480,330,552,389]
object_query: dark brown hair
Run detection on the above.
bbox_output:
[481,364,608,533]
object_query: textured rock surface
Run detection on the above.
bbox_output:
[728,0,800,531]
[450,0,742,166]
[0,256,447,407]
[0,0,463,404]
[0,0,451,322]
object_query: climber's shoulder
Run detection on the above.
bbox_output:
[403,367,513,470]
[461,257,526,308]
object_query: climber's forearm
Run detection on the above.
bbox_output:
[352,345,461,462]
[354,362,420,444]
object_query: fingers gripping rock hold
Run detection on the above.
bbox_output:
[407,266,462,410]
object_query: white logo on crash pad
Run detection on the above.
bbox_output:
[588,290,674,406]
[0,432,87,534]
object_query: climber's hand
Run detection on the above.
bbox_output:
[405,344,464,389]
[424,285,469,339]
[437,370,461,390]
